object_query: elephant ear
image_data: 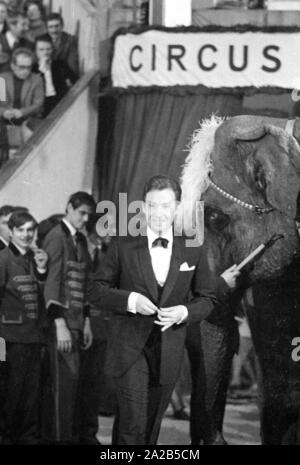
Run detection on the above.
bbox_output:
[204,205,230,232]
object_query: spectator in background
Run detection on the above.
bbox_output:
[46,13,79,76]
[0,48,44,148]
[0,205,14,250]
[24,0,46,40]
[0,10,34,73]
[33,33,77,117]
[0,1,8,34]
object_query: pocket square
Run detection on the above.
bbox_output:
[180,262,196,272]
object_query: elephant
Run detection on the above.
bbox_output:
[179,115,300,445]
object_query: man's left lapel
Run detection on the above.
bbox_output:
[21,76,31,107]
[160,236,183,306]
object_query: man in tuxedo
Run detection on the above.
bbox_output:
[88,175,239,445]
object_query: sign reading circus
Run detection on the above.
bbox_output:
[111,29,300,90]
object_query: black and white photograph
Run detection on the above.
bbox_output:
[0,0,300,451]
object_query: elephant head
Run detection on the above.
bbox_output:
[180,115,300,281]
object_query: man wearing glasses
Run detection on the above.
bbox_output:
[0,48,44,147]
[88,175,239,445]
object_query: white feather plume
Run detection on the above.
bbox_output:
[177,115,226,237]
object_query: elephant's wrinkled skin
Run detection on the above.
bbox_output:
[180,115,300,445]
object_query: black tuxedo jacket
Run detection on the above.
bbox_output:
[88,235,228,384]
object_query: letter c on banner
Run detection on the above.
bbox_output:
[198,45,217,71]
[129,45,143,72]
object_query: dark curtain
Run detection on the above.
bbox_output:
[97,90,243,205]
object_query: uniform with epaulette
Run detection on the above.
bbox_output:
[0,243,46,444]
[41,220,91,444]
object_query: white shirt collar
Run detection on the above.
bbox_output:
[147,227,173,249]
[11,241,27,256]
[0,236,9,247]
[63,218,77,237]
[6,31,17,49]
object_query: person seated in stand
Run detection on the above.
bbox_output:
[0,210,48,444]
[24,0,46,40]
[0,10,34,73]
[33,33,77,117]
[0,48,44,147]
[46,12,79,76]
[0,1,8,35]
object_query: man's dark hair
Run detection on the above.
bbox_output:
[35,33,53,46]
[37,213,64,247]
[11,47,34,64]
[143,175,181,202]
[24,0,46,18]
[46,12,63,26]
[67,192,96,211]
[13,206,29,213]
[8,211,37,230]
[7,9,26,24]
[0,206,15,218]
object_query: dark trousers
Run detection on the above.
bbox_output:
[0,343,42,444]
[41,329,80,443]
[74,338,105,443]
[112,351,175,445]
[186,321,237,444]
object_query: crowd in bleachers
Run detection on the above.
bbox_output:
[0,1,79,166]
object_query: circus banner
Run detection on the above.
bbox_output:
[111,28,300,90]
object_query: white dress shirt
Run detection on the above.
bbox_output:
[62,218,77,244]
[147,227,173,287]
[127,228,188,325]
[39,60,56,97]
[5,31,17,50]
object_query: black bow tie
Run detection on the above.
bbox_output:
[152,237,169,249]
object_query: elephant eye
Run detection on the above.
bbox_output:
[254,162,267,192]
[204,206,230,231]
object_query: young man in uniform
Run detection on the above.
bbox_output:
[0,210,48,444]
[41,191,96,444]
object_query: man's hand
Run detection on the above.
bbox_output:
[135,294,158,316]
[33,248,48,270]
[82,317,93,350]
[154,305,187,332]
[3,109,15,120]
[39,56,50,73]
[221,264,240,289]
[55,318,72,352]
[12,109,23,120]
